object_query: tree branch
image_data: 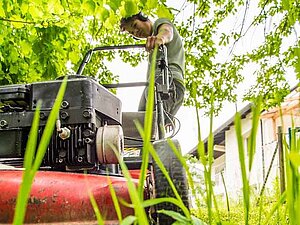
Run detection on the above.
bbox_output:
[226,0,269,61]
[228,0,249,57]
[0,17,35,24]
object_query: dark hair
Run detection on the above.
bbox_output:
[120,12,148,31]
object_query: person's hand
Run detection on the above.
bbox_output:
[146,36,165,52]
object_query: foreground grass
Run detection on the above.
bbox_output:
[13,77,67,225]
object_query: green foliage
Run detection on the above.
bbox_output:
[177,0,299,113]
[194,194,289,225]
[0,0,164,85]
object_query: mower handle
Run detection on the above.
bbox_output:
[76,43,169,139]
[76,44,146,76]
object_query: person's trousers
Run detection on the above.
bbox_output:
[138,78,185,118]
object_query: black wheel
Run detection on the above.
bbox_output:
[152,139,189,225]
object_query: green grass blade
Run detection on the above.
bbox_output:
[262,192,286,225]
[207,104,221,223]
[167,139,198,217]
[107,175,123,222]
[120,215,137,225]
[84,171,105,225]
[137,46,158,200]
[234,112,250,225]
[142,197,185,208]
[221,171,230,220]
[195,105,213,222]
[88,188,105,225]
[143,46,157,142]
[112,146,149,225]
[23,101,41,170]
[13,77,67,225]
[157,209,190,223]
[135,119,150,201]
[195,105,206,166]
[248,98,261,171]
[13,102,41,225]
[285,125,300,225]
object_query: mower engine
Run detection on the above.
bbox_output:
[0,76,123,170]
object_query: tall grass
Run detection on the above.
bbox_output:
[189,95,300,225]
[285,123,300,224]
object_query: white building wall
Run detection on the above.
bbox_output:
[210,88,299,199]
[224,125,243,197]
[224,114,274,198]
[221,110,300,198]
[213,154,226,196]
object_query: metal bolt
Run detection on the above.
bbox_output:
[0,120,8,128]
[40,112,47,120]
[61,101,69,109]
[85,138,92,144]
[83,129,94,137]
[82,109,92,118]
[60,111,69,120]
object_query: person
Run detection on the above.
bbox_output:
[120,12,185,124]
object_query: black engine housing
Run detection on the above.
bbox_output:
[0,76,122,169]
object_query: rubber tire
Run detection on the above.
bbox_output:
[152,139,189,225]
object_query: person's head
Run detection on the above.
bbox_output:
[120,12,152,39]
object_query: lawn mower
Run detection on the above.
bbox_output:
[0,44,189,224]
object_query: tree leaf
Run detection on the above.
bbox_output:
[124,0,138,17]
[97,7,109,22]
[47,0,64,15]
[20,40,32,56]
[0,2,6,17]
[281,0,290,10]
[82,0,96,14]
[69,51,80,63]
[146,0,157,9]
[108,0,122,12]
[156,5,173,20]
[28,4,44,19]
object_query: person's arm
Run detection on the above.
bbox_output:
[146,23,173,51]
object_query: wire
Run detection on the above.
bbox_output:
[124,136,156,142]
[172,115,181,138]
[124,109,182,142]
[164,109,176,136]
[164,109,182,139]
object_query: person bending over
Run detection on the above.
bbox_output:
[120,12,185,122]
